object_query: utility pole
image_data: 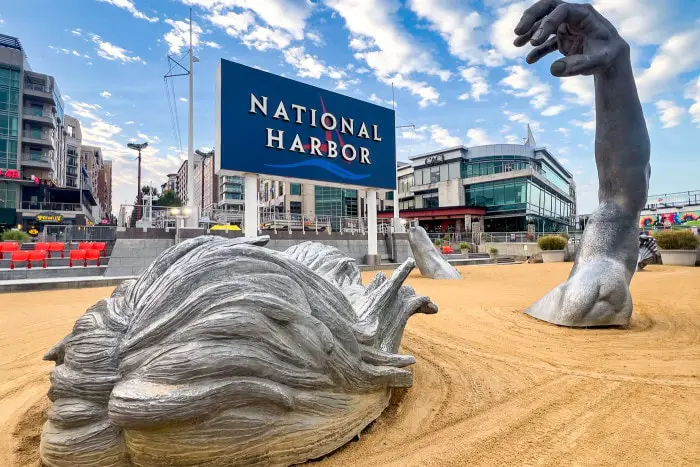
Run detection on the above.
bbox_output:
[187,7,195,226]
[127,142,148,221]
[392,82,415,231]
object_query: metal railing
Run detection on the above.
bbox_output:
[21,201,83,212]
[24,82,50,93]
[645,190,700,210]
[22,107,52,118]
[39,225,117,242]
[22,130,51,141]
[22,152,50,163]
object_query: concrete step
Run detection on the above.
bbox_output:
[0,265,107,281]
[0,256,110,269]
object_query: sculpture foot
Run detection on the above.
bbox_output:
[525,260,632,327]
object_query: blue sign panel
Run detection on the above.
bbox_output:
[216,59,396,189]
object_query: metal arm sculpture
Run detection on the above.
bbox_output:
[638,233,657,270]
[40,236,437,466]
[408,226,462,279]
[515,0,651,326]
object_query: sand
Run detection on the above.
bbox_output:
[1,263,699,466]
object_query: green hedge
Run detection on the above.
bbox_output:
[1,230,30,242]
[537,235,567,251]
[459,242,472,251]
[654,230,699,250]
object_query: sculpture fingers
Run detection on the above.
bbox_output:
[514,0,562,35]
[513,19,542,47]
[550,51,609,77]
[531,3,587,46]
[526,36,559,64]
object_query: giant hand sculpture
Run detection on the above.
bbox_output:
[408,226,461,279]
[40,236,437,466]
[515,0,651,326]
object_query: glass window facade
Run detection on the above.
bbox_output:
[413,160,463,186]
[290,183,302,195]
[0,181,17,208]
[314,186,358,230]
[463,158,532,178]
[539,162,571,193]
[0,67,19,172]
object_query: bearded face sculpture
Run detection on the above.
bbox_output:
[40,236,436,466]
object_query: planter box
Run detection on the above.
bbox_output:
[461,250,470,257]
[541,250,565,263]
[659,250,697,266]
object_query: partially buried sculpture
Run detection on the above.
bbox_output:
[407,226,461,279]
[515,0,651,326]
[40,236,437,466]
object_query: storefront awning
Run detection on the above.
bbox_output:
[378,206,485,220]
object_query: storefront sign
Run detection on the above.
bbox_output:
[216,59,396,189]
[0,169,20,179]
[36,212,64,223]
[425,155,445,166]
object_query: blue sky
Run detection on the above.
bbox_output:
[2,0,699,214]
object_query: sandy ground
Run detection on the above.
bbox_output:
[1,263,699,466]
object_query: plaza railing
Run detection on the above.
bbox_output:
[38,225,118,242]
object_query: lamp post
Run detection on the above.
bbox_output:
[169,206,191,243]
[127,142,148,222]
[195,148,214,217]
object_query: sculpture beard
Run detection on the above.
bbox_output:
[40,236,437,467]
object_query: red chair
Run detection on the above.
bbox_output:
[85,249,101,267]
[49,242,66,258]
[10,251,30,269]
[69,250,87,267]
[1,242,19,259]
[441,245,454,254]
[35,242,50,253]
[27,250,47,269]
[78,242,93,251]
[92,242,107,257]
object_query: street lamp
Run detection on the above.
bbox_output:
[170,206,192,243]
[195,148,214,216]
[127,142,148,221]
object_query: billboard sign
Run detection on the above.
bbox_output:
[216,59,396,190]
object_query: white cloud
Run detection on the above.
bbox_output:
[572,118,595,133]
[334,79,360,91]
[324,0,449,84]
[504,110,542,133]
[283,46,346,80]
[164,18,221,54]
[124,121,135,125]
[408,0,482,61]
[636,29,700,102]
[592,0,671,46]
[489,1,529,62]
[560,75,595,107]
[90,34,146,64]
[100,91,112,98]
[243,26,293,51]
[69,101,102,121]
[368,93,393,108]
[306,31,324,47]
[556,127,570,137]
[400,129,425,141]
[505,134,521,144]
[97,0,158,23]
[541,105,566,117]
[137,132,161,143]
[379,74,439,108]
[356,67,370,74]
[685,76,700,127]
[655,100,685,128]
[428,125,462,148]
[179,97,188,102]
[71,50,81,57]
[465,128,492,146]
[71,28,82,36]
[500,65,551,109]
[458,67,489,101]
[0,14,4,25]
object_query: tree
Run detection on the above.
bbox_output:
[156,189,182,207]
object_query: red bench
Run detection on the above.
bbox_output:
[27,250,47,269]
[92,242,107,257]
[69,250,87,267]
[49,242,65,258]
[35,242,50,253]
[9,251,29,269]
[85,249,101,267]
[0,242,19,259]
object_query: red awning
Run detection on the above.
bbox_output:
[378,206,485,220]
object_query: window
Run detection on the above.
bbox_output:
[448,162,461,179]
[386,191,393,200]
[290,183,302,195]
[429,167,440,183]
[414,169,423,186]
[0,182,17,208]
[67,125,75,137]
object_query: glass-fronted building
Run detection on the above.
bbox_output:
[407,142,576,233]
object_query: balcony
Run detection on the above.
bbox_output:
[23,82,54,102]
[21,130,54,148]
[21,151,53,170]
[21,201,82,212]
[22,107,56,128]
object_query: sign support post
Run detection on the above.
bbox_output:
[367,189,378,265]
[244,174,259,238]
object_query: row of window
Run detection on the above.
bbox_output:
[0,68,20,90]
[463,159,532,178]
[0,182,17,209]
[0,140,17,170]
[0,115,19,138]
[413,162,461,186]
[0,88,20,113]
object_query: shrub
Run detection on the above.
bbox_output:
[537,235,568,251]
[2,230,30,242]
[654,230,699,250]
[489,247,498,255]
[459,242,472,251]
[433,238,442,246]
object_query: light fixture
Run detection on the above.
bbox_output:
[170,207,181,216]
[182,207,192,217]
[17,224,22,230]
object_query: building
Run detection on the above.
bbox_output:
[163,173,178,193]
[176,160,188,206]
[64,115,81,189]
[218,175,244,213]
[98,159,112,221]
[640,190,700,229]
[81,145,103,220]
[193,152,217,217]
